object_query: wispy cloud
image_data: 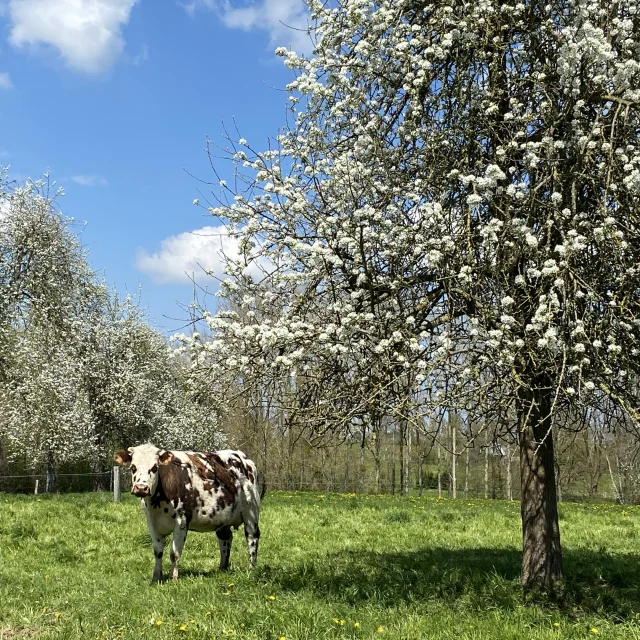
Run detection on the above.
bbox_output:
[0,72,13,89]
[71,175,109,187]
[183,0,313,55]
[132,43,149,66]
[135,224,267,284]
[7,0,139,74]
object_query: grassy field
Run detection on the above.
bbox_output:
[1,492,640,639]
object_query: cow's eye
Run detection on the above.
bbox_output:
[150,465,158,473]
[130,465,137,473]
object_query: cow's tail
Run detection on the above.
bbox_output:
[257,471,267,501]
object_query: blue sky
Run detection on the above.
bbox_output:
[0,0,311,333]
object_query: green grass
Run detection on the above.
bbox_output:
[1,492,640,639]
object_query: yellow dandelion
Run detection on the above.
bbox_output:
[377,626,385,633]
[179,624,188,632]
[54,612,63,619]
[591,629,599,634]
[155,620,163,626]
[280,637,287,640]
[354,621,361,629]
[553,622,560,627]
[268,595,276,600]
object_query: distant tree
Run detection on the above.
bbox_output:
[0,175,226,483]
[0,174,99,477]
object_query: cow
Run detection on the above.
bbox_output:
[114,443,263,582]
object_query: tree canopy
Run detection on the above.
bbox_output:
[183,0,640,592]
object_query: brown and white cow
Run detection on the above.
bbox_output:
[114,444,263,582]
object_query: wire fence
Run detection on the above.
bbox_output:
[0,471,619,503]
[0,470,132,495]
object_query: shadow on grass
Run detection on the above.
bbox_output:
[256,547,640,618]
[179,567,222,579]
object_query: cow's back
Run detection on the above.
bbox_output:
[181,449,260,533]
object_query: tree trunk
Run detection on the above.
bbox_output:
[436,434,442,498]
[506,442,513,501]
[373,418,382,494]
[330,446,336,492]
[417,430,424,497]
[344,445,350,492]
[391,462,396,496]
[403,423,410,496]
[359,437,366,494]
[399,421,406,495]
[451,418,457,499]
[45,450,55,494]
[321,448,327,491]
[464,445,470,498]
[484,431,489,500]
[93,458,108,492]
[519,381,563,593]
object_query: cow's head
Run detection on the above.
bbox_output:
[114,444,175,498]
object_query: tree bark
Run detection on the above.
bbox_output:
[45,450,55,494]
[417,430,424,497]
[464,445,470,498]
[506,442,513,501]
[403,423,410,496]
[484,431,489,500]
[451,418,457,499]
[399,421,406,495]
[93,458,108,492]
[519,380,563,593]
[359,435,366,494]
[436,432,442,498]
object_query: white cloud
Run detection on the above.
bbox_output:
[0,72,13,89]
[131,43,149,66]
[185,0,313,55]
[7,0,139,74]
[71,175,109,187]
[135,224,267,284]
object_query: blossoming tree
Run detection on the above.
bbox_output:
[184,0,640,592]
[0,176,226,484]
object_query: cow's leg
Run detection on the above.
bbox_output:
[169,517,188,580]
[151,534,165,583]
[244,521,260,568]
[144,504,165,583]
[216,527,233,571]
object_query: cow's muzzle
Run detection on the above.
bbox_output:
[132,484,150,497]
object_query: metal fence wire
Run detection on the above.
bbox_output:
[0,470,133,494]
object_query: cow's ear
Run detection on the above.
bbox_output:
[159,450,175,465]
[115,450,132,466]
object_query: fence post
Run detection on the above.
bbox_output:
[113,466,121,502]
[34,479,39,495]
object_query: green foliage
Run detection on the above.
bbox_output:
[1,492,639,639]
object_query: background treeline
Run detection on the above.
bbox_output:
[0,174,225,491]
[1,174,638,507]
[224,397,640,504]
